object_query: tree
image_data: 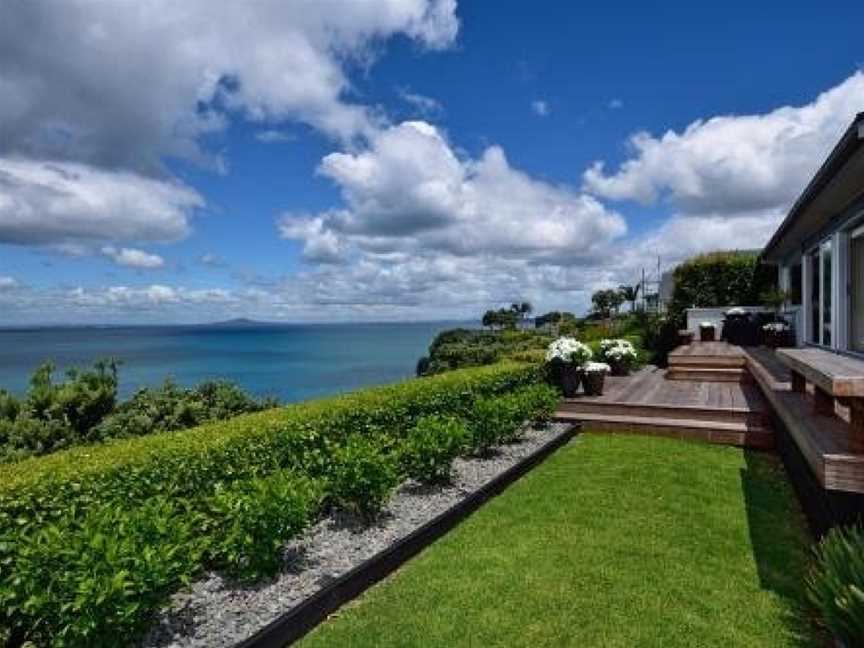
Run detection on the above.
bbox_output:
[618,284,640,312]
[591,288,624,319]
[519,301,533,319]
[482,310,497,330]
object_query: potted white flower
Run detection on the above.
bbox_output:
[599,339,638,376]
[545,337,592,397]
[582,362,611,395]
[699,321,716,342]
[762,321,791,349]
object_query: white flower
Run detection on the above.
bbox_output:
[545,337,592,365]
[763,322,789,332]
[584,362,610,373]
[599,338,637,362]
[699,321,714,328]
[725,307,747,316]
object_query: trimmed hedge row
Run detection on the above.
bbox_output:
[0,363,551,647]
[0,362,538,531]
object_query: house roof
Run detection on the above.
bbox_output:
[761,112,864,263]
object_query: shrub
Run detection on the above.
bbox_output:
[203,472,323,581]
[1,497,205,647]
[517,383,560,426]
[468,396,520,453]
[808,525,864,644]
[329,435,400,518]
[0,362,539,644]
[0,362,538,531]
[92,378,275,442]
[401,415,469,484]
[420,328,553,375]
[667,250,776,320]
[0,362,275,464]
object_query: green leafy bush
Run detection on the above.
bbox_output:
[0,360,119,462]
[0,362,539,645]
[1,497,205,647]
[667,250,776,319]
[0,361,275,464]
[93,378,275,442]
[329,435,400,519]
[203,472,323,581]
[517,383,560,426]
[808,525,864,644]
[0,362,537,531]
[420,328,552,375]
[401,415,469,483]
[468,396,518,454]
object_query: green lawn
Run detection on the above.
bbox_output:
[300,433,819,647]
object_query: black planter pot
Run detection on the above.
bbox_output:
[560,365,582,397]
[582,371,606,396]
[608,360,630,377]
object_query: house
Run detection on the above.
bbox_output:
[762,112,864,354]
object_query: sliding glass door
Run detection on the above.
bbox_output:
[852,231,864,352]
[808,241,833,347]
[809,248,821,344]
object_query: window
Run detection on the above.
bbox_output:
[810,248,820,344]
[822,240,832,346]
[789,263,802,305]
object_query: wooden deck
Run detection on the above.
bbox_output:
[554,339,864,493]
[556,359,773,449]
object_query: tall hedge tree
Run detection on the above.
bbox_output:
[667,251,777,321]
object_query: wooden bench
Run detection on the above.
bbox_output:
[776,348,864,439]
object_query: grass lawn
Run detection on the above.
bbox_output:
[300,433,819,647]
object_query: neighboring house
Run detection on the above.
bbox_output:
[762,112,864,354]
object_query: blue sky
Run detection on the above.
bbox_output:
[1,0,863,324]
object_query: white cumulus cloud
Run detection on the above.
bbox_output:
[281,121,626,265]
[0,0,460,168]
[0,158,203,247]
[101,246,165,269]
[584,71,864,216]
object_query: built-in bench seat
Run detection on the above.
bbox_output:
[777,348,864,434]
[744,347,864,493]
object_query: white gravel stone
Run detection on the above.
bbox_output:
[141,422,573,648]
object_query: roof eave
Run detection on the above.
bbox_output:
[761,112,864,263]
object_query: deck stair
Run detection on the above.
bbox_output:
[555,362,772,449]
[667,342,751,383]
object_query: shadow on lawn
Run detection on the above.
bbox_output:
[740,450,820,646]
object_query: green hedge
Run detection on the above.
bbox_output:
[0,362,546,646]
[667,250,776,319]
[0,362,538,532]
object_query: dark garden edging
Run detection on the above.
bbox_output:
[235,424,578,648]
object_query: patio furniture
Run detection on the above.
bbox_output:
[777,348,864,440]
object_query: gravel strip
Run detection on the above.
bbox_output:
[141,422,574,648]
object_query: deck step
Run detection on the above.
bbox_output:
[669,356,746,368]
[554,411,772,449]
[666,367,752,383]
[557,399,766,426]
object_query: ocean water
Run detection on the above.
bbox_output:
[0,321,465,402]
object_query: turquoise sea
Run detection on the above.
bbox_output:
[0,321,465,402]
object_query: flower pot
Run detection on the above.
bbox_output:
[582,371,606,396]
[560,364,582,397]
[608,359,630,377]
